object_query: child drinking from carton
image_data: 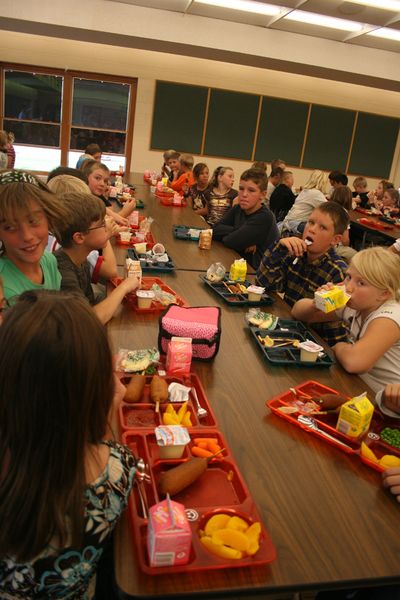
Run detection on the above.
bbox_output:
[55,192,140,324]
[256,202,349,347]
[291,247,400,394]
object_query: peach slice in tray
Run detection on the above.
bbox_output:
[257,335,300,349]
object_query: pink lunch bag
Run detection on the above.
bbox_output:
[158,305,221,361]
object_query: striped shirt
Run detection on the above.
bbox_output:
[256,242,348,346]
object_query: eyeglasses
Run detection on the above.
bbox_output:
[87,220,107,232]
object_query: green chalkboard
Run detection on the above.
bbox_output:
[150,81,208,154]
[203,89,259,159]
[302,105,356,172]
[254,96,309,166]
[349,113,399,179]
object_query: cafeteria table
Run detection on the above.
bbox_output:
[108,266,400,599]
[349,209,399,249]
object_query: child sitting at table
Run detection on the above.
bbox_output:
[55,192,140,324]
[352,176,370,208]
[185,162,210,216]
[213,168,279,269]
[0,289,136,599]
[381,188,400,214]
[256,202,349,346]
[368,179,395,207]
[291,247,400,394]
[281,170,328,235]
[329,186,356,263]
[168,153,195,194]
[81,159,135,225]
[161,148,180,181]
[205,166,238,225]
[0,170,66,304]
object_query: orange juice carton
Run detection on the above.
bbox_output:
[314,285,350,313]
[125,258,142,284]
[147,497,192,567]
[336,393,374,438]
[229,258,247,282]
[166,337,192,377]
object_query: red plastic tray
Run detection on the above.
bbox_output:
[354,207,373,215]
[267,381,400,471]
[110,276,188,313]
[116,231,155,248]
[119,373,218,431]
[158,194,186,207]
[358,217,393,231]
[122,435,275,574]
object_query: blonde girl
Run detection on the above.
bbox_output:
[292,247,400,394]
[282,170,328,235]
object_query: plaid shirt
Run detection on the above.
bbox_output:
[256,242,348,346]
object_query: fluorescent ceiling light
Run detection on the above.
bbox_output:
[284,11,363,32]
[346,0,400,10]
[194,0,282,16]
[367,27,400,41]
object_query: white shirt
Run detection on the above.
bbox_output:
[283,188,326,225]
[336,299,400,394]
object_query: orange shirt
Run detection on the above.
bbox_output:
[170,171,195,194]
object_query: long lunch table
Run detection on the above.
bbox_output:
[113,175,254,272]
[349,209,399,249]
[109,176,400,599]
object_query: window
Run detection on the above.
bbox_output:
[0,64,136,172]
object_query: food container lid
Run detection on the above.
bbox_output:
[136,290,155,299]
[298,340,323,353]
[247,285,265,294]
[155,426,190,446]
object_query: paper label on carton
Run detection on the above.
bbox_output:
[147,499,191,566]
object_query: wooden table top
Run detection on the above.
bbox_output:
[349,209,399,242]
[109,267,400,599]
[113,175,254,272]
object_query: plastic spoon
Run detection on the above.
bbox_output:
[297,415,353,450]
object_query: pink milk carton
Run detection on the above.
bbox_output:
[166,337,192,377]
[147,497,191,567]
[128,210,139,228]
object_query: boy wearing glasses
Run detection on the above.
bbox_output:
[55,193,139,324]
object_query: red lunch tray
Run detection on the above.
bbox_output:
[354,207,373,215]
[358,217,393,231]
[266,380,400,472]
[119,372,276,574]
[119,372,217,432]
[110,276,188,313]
[116,231,155,248]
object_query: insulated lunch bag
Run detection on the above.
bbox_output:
[158,305,221,361]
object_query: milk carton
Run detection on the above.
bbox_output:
[147,497,191,567]
[125,258,142,284]
[314,285,350,313]
[229,258,247,282]
[336,393,374,438]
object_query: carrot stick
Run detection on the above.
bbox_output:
[191,446,213,458]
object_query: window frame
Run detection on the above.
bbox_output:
[0,62,137,173]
